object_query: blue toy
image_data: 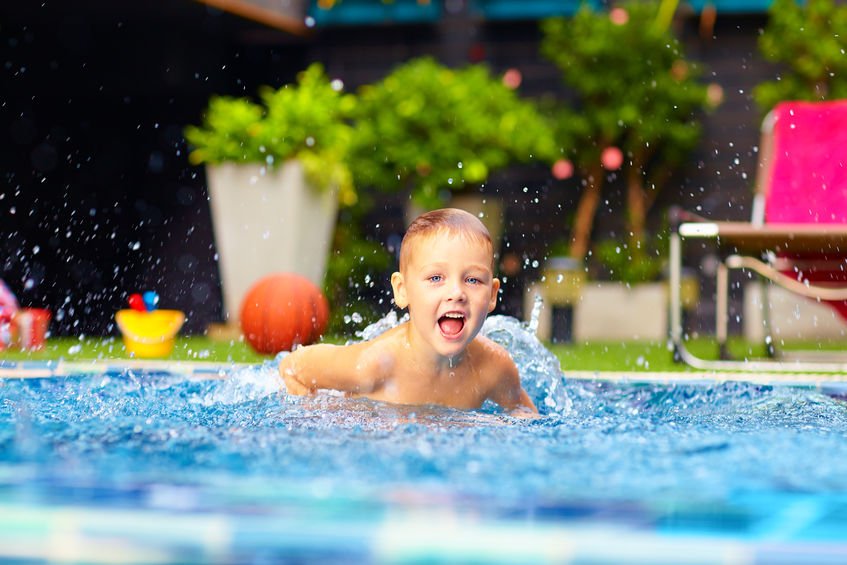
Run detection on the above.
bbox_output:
[142,291,159,312]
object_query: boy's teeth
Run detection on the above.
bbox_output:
[439,313,465,336]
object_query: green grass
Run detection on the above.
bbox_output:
[0,336,269,364]
[549,339,767,372]
[550,341,682,372]
[551,337,847,372]
[3,335,843,373]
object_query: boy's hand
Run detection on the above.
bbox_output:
[281,369,312,396]
[508,406,542,419]
[279,353,313,396]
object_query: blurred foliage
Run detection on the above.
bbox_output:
[323,206,393,335]
[541,3,707,171]
[594,236,667,285]
[184,64,358,206]
[754,0,847,112]
[350,57,559,209]
[540,1,712,266]
[544,238,573,259]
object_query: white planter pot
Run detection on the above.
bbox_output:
[574,282,668,341]
[206,161,338,322]
[525,281,668,342]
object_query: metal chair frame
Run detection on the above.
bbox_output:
[669,104,847,373]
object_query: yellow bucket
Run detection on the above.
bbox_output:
[115,309,185,358]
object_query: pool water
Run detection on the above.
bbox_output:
[1,316,847,563]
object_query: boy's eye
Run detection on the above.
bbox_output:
[428,275,443,283]
[466,277,480,284]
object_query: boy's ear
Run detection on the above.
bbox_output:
[391,271,408,309]
[488,277,501,313]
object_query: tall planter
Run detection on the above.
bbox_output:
[207,160,337,323]
[573,282,668,341]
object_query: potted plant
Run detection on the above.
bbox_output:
[538,1,715,340]
[185,63,357,325]
[349,56,559,244]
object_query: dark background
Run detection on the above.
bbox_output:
[0,1,773,336]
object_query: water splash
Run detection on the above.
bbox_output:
[350,309,408,343]
[527,293,543,335]
[201,362,281,406]
[482,315,572,415]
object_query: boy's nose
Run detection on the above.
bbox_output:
[446,283,467,301]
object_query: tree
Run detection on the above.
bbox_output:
[541,1,711,274]
[754,0,847,112]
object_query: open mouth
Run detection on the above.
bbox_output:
[438,312,465,338]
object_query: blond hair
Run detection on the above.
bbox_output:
[399,208,493,271]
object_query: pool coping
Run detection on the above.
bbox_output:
[567,370,847,386]
[0,359,845,386]
[0,359,253,379]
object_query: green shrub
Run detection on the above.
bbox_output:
[754,0,847,112]
[350,57,559,209]
[184,64,358,205]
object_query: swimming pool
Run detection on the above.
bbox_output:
[1,316,847,563]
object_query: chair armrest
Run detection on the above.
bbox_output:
[677,221,847,254]
[668,206,710,232]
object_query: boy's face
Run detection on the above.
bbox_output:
[391,230,499,359]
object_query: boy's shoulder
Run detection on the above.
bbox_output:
[470,334,518,374]
[352,323,407,371]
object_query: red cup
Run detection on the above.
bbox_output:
[14,308,51,351]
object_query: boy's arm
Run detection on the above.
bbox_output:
[278,343,382,396]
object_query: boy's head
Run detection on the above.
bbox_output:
[398,208,494,273]
[392,208,499,358]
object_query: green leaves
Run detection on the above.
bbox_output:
[184,97,264,165]
[754,0,847,111]
[349,57,558,208]
[184,63,357,205]
[186,58,559,209]
[541,2,708,171]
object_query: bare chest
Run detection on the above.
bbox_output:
[364,369,489,410]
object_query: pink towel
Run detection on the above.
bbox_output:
[765,100,847,320]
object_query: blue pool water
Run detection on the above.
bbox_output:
[1,316,847,563]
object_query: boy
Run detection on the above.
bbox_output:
[279,208,538,417]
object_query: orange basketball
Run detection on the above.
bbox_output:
[239,273,330,354]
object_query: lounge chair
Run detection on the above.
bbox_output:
[669,99,847,372]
